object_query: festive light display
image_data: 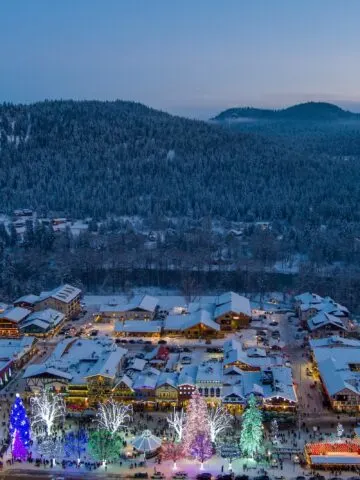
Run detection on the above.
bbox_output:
[239,394,263,459]
[182,389,211,455]
[64,428,89,464]
[37,437,63,466]
[9,393,31,447]
[95,399,132,436]
[190,434,213,470]
[30,390,66,437]
[167,408,186,442]
[270,419,279,444]
[12,429,28,460]
[337,423,344,441]
[208,405,232,443]
[161,441,185,470]
[89,429,123,463]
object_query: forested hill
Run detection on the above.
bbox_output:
[1,100,360,224]
[214,102,359,121]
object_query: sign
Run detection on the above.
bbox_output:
[220,444,240,460]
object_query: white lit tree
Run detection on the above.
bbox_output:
[37,436,64,466]
[30,390,66,437]
[270,419,279,444]
[336,423,344,441]
[167,408,186,442]
[239,395,263,459]
[95,399,132,436]
[208,405,232,443]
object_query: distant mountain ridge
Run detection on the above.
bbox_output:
[214,102,360,122]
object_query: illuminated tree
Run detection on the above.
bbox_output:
[239,395,263,459]
[30,390,65,437]
[208,405,232,443]
[12,429,28,460]
[336,423,344,441]
[64,428,88,464]
[270,419,279,444]
[161,441,185,470]
[37,436,63,466]
[182,389,210,455]
[89,429,122,463]
[167,408,186,442]
[95,399,132,436]
[190,434,213,470]
[9,393,31,447]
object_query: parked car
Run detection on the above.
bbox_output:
[158,340,167,344]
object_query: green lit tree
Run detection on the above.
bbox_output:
[89,429,122,463]
[239,395,263,459]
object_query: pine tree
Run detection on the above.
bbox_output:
[9,394,31,447]
[12,429,28,460]
[182,389,211,455]
[239,395,263,459]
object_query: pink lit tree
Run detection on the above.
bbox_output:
[182,389,211,455]
[190,434,213,470]
[161,441,185,470]
[12,429,28,460]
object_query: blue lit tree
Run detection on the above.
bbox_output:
[64,428,89,464]
[9,394,31,447]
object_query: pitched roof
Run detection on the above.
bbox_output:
[307,311,347,332]
[0,307,31,323]
[164,309,220,332]
[214,291,251,318]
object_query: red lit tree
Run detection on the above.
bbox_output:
[161,441,184,470]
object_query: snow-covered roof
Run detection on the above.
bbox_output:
[178,365,198,386]
[156,372,178,388]
[114,320,162,334]
[114,374,134,390]
[40,284,81,304]
[0,306,31,323]
[214,291,251,318]
[132,370,160,390]
[24,337,127,385]
[14,294,40,304]
[128,358,147,372]
[23,364,73,380]
[164,309,220,332]
[0,336,37,361]
[313,345,360,397]
[196,362,223,384]
[294,292,323,304]
[20,308,65,332]
[101,294,158,314]
[223,338,272,369]
[307,311,347,332]
[309,336,360,349]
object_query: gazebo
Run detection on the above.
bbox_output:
[132,430,162,460]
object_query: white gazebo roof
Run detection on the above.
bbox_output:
[131,430,162,452]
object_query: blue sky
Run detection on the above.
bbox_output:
[1,0,360,118]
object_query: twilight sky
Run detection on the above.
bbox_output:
[1,0,360,118]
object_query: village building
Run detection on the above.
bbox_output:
[23,337,127,408]
[35,284,82,320]
[0,307,32,337]
[0,337,37,388]
[98,295,158,322]
[310,337,360,412]
[114,320,162,337]
[20,308,66,337]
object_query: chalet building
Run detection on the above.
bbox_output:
[20,308,66,338]
[177,366,197,406]
[99,295,158,322]
[0,337,37,388]
[164,309,221,339]
[35,284,82,320]
[213,292,251,331]
[112,375,135,402]
[23,337,127,408]
[0,307,32,337]
[14,294,40,311]
[294,292,349,324]
[155,373,178,407]
[311,337,360,412]
[114,320,162,337]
